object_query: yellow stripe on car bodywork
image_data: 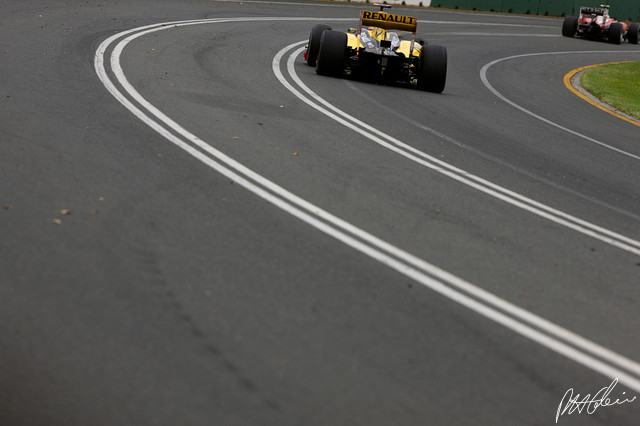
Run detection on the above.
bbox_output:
[397,40,421,58]
[347,33,359,49]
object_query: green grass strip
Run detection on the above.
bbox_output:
[580,61,640,120]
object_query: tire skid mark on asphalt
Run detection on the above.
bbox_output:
[96,17,640,393]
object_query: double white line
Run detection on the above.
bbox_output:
[95,17,640,392]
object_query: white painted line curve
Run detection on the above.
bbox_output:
[480,51,640,161]
[279,45,640,257]
[95,17,640,393]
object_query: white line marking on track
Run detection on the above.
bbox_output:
[279,44,640,257]
[480,51,640,161]
[96,17,640,392]
[444,33,559,36]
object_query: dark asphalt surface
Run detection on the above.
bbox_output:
[2,1,640,424]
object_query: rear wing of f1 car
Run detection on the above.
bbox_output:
[359,10,418,33]
[580,6,609,16]
[356,4,419,56]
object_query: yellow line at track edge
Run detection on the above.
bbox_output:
[563,61,640,128]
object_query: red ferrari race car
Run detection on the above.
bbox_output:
[562,5,639,45]
[304,4,447,93]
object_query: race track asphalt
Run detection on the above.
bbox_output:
[2,1,640,424]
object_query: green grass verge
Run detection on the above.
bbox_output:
[580,61,640,120]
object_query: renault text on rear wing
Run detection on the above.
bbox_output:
[360,10,418,33]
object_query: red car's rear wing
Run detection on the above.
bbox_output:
[360,10,418,33]
[580,6,609,16]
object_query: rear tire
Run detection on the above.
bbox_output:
[315,30,347,77]
[562,16,578,37]
[628,23,639,44]
[608,22,623,44]
[306,24,331,66]
[418,44,447,93]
